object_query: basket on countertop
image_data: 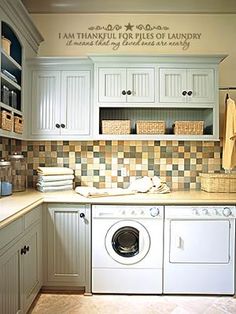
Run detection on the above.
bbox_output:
[174,121,204,135]
[200,173,236,193]
[102,120,131,134]
[136,120,165,134]
[0,110,13,131]
[14,116,23,134]
[1,36,11,55]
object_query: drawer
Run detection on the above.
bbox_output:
[24,205,41,230]
[0,217,24,251]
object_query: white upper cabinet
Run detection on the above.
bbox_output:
[159,67,215,105]
[29,59,92,140]
[98,67,155,104]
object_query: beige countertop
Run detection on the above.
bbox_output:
[1,189,236,229]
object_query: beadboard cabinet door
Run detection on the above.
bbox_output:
[159,68,215,105]
[45,204,91,292]
[98,67,155,103]
[31,69,91,139]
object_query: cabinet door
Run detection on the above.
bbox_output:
[126,68,155,103]
[187,69,215,103]
[0,243,21,314]
[98,68,127,103]
[31,70,61,136]
[21,223,42,313]
[61,71,90,135]
[46,204,87,286]
[159,68,186,103]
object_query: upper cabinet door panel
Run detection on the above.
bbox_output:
[61,71,90,135]
[187,69,215,103]
[126,68,155,103]
[159,68,186,103]
[31,71,61,135]
[98,68,126,103]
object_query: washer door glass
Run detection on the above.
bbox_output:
[105,220,150,265]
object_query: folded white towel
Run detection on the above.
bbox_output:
[75,187,135,198]
[37,180,73,187]
[37,184,73,193]
[128,176,153,193]
[37,167,73,176]
[38,174,74,182]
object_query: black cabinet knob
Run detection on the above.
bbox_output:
[127,90,132,95]
[21,246,27,255]
[182,91,187,96]
[26,246,30,252]
[121,90,126,95]
[80,213,85,218]
[55,123,60,128]
[61,124,65,128]
[187,91,193,96]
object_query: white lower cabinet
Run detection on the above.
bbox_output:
[43,204,91,293]
[0,205,42,314]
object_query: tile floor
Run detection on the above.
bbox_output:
[29,293,236,314]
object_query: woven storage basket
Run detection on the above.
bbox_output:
[0,110,13,131]
[174,121,204,135]
[136,120,165,134]
[14,116,23,134]
[200,173,236,193]
[1,36,11,55]
[102,120,131,134]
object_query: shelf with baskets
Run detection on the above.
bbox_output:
[0,21,23,137]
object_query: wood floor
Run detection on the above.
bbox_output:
[29,293,236,314]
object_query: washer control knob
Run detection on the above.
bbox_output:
[201,208,209,215]
[212,208,218,216]
[223,207,232,217]
[131,210,135,215]
[150,207,159,217]
[192,208,199,215]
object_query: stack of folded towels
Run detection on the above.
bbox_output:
[36,167,74,192]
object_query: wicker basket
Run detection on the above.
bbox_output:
[14,116,23,134]
[102,120,131,134]
[174,121,204,135]
[200,173,236,193]
[0,110,13,131]
[1,36,11,55]
[136,120,165,134]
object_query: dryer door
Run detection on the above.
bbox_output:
[105,220,150,265]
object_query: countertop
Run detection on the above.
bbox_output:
[1,189,236,229]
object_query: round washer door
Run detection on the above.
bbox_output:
[105,220,150,265]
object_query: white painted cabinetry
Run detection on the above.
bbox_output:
[43,204,91,293]
[30,65,91,139]
[98,67,155,103]
[159,67,215,105]
[0,205,42,314]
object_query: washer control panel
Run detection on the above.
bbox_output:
[165,205,236,219]
[92,205,163,219]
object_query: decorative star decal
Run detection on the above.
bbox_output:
[124,22,134,31]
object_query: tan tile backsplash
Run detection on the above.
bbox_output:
[0,137,222,190]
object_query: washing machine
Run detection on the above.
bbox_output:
[92,205,164,294]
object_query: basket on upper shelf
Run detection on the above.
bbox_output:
[0,110,13,131]
[174,121,204,135]
[102,120,131,134]
[136,120,165,134]
[14,116,23,134]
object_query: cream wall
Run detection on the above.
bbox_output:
[32,13,236,86]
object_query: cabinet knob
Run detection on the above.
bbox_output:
[61,124,65,128]
[187,91,193,96]
[26,246,30,252]
[80,213,85,219]
[127,90,132,95]
[55,123,60,128]
[121,90,126,95]
[182,91,187,96]
[21,246,27,255]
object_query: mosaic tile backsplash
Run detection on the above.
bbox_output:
[0,137,222,190]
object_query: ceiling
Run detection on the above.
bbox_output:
[21,0,236,14]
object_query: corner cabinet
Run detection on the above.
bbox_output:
[0,205,42,314]
[43,203,91,293]
[28,58,93,140]
[91,55,226,141]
